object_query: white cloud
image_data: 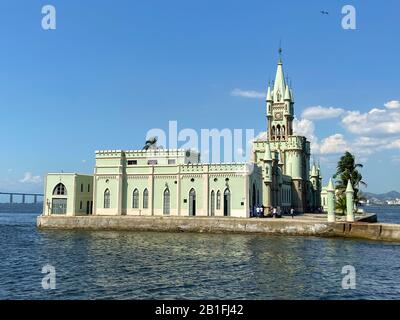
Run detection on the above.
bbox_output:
[254,131,268,141]
[384,100,400,109]
[352,136,381,147]
[301,106,345,120]
[385,139,400,149]
[342,107,400,135]
[19,172,42,184]
[290,99,400,164]
[231,88,265,99]
[391,155,400,164]
[293,118,315,140]
[319,134,349,154]
[293,118,321,153]
[293,118,346,155]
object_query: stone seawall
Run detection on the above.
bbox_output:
[36,215,400,242]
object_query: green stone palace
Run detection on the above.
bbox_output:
[43,58,322,218]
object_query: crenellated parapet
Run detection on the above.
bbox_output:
[95,150,125,158]
[124,148,189,158]
[180,162,249,175]
[284,136,308,151]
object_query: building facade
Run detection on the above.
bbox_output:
[43,58,322,217]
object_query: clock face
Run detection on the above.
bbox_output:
[274,112,283,120]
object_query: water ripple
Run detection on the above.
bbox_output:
[0,213,400,299]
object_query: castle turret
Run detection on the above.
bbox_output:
[262,142,273,183]
[260,141,273,209]
[327,178,336,222]
[309,163,319,211]
[284,84,291,101]
[310,163,318,178]
[346,180,355,222]
[266,85,273,135]
[266,85,272,102]
[310,163,318,190]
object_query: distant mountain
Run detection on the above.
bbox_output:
[363,191,400,201]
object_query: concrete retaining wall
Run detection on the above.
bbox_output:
[37,215,333,235]
[36,215,400,242]
[332,222,400,242]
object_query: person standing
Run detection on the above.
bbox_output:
[290,208,295,219]
[272,207,277,218]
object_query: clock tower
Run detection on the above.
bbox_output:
[253,51,320,214]
[266,53,294,141]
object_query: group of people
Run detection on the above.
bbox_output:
[251,205,296,219]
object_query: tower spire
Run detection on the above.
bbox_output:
[273,52,286,102]
[278,40,283,63]
[267,48,294,140]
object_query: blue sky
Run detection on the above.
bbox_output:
[0,0,399,195]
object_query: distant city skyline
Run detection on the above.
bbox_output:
[0,0,399,195]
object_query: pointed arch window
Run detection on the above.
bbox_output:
[132,189,139,209]
[216,190,221,210]
[143,188,149,209]
[277,124,281,140]
[53,183,67,195]
[210,190,215,216]
[104,189,110,209]
[163,188,170,215]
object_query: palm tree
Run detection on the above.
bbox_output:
[335,197,347,216]
[333,151,367,206]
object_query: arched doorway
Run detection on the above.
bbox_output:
[51,183,68,214]
[223,188,230,217]
[252,183,256,209]
[189,188,196,216]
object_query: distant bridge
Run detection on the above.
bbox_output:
[0,192,44,204]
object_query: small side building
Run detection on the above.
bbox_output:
[43,173,93,216]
